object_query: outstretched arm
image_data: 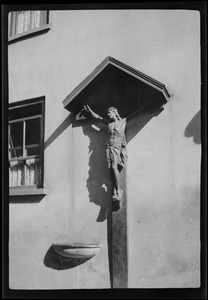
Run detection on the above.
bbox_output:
[81,105,108,123]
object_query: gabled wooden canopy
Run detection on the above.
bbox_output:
[63,56,171,118]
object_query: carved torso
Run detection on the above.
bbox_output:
[108,118,126,146]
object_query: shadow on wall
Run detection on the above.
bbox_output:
[8,27,50,45]
[74,102,164,222]
[73,118,112,222]
[44,114,73,150]
[9,195,45,203]
[184,111,201,144]
[41,99,164,222]
[126,101,164,144]
[43,245,90,270]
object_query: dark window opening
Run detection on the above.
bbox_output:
[9,97,45,188]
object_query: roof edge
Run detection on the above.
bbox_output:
[63,56,171,109]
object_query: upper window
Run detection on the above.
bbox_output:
[8,97,45,190]
[8,11,50,41]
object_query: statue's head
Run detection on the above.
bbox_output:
[107,107,121,120]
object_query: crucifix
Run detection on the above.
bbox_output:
[63,56,171,289]
[80,103,144,288]
[81,104,137,211]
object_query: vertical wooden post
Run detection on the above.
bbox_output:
[111,167,128,288]
[23,120,26,186]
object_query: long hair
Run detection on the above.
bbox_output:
[107,107,122,120]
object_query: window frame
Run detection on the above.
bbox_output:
[8,10,51,43]
[9,97,46,196]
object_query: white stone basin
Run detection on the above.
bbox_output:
[52,243,102,259]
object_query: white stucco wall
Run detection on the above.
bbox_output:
[9,10,200,289]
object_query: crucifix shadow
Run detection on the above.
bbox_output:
[73,100,164,222]
[73,118,112,222]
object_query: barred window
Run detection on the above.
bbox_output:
[8,11,48,38]
[9,98,45,189]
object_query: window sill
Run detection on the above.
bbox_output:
[10,187,47,196]
[8,23,52,44]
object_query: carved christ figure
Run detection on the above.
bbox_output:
[81,105,128,209]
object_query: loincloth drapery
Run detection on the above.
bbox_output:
[105,142,128,169]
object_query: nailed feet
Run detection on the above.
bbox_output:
[112,189,123,211]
